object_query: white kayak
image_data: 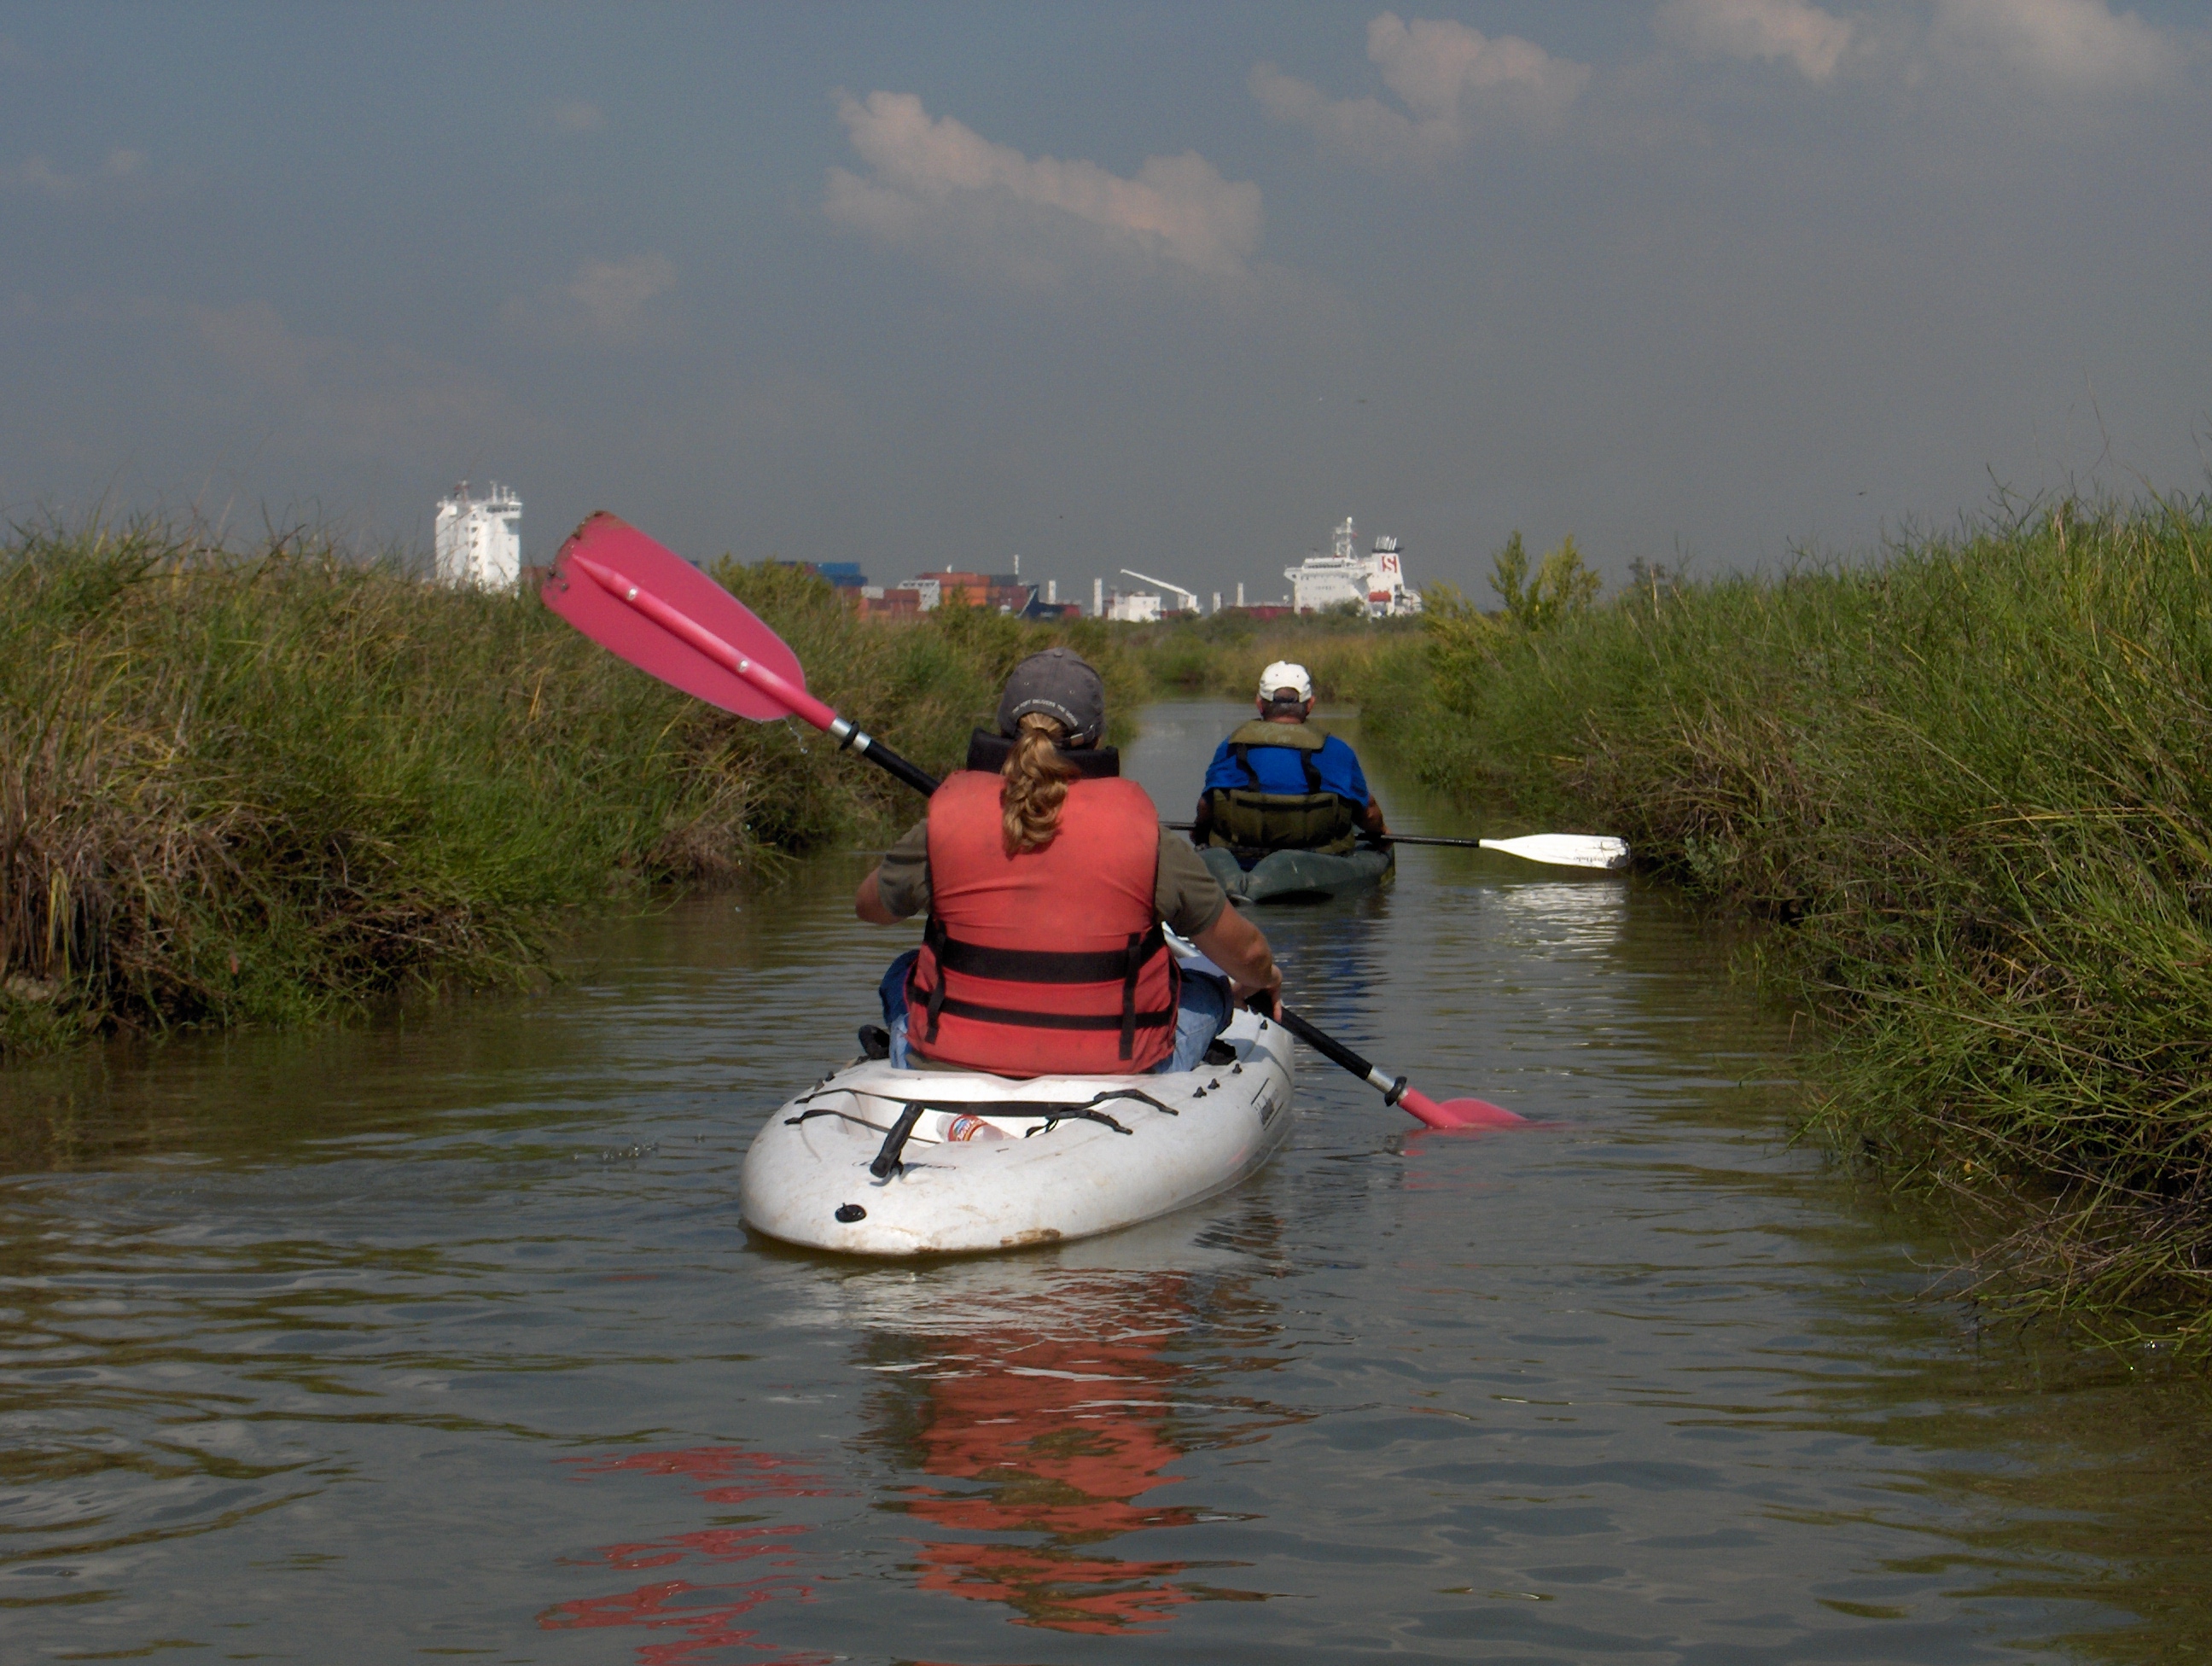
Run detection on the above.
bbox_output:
[738,1006,1295,1256]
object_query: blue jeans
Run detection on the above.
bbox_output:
[879,947,1231,1075]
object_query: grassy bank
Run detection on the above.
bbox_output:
[0,524,1137,1061]
[1373,499,2212,1344]
[1045,516,2212,1343]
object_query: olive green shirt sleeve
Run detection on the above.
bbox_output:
[873,820,1225,936]
[1155,827,1227,938]
[872,818,932,919]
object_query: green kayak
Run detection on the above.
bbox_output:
[1200,842,1394,904]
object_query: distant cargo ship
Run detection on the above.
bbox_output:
[1285,518,1423,616]
[433,481,522,588]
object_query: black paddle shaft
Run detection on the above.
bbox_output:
[836,726,940,797]
[1162,818,1476,849]
[1247,993,1389,1085]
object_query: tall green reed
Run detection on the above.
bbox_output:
[0,524,1138,1057]
[1365,496,2212,1342]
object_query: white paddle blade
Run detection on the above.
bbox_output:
[1477,834,1631,871]
[1163,929,1231,978]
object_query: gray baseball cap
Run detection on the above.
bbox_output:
[996,647,1105,746]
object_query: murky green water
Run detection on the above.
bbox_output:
[5,700,2210,1663]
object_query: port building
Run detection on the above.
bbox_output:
[853,569,1041,619]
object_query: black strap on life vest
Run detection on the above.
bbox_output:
[963,730,1122,777]
[912,917,1175,1060]
[1231,741,1324,795]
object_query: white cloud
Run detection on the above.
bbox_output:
[550,100,605,134]
[824,91,1261,281]
[185,300,549,465]
[7,155,75,197]
[563,253,676,329]
[1930,0,2172,90]
[1251,12,1590,168]
[19,285,553,480]
[500,253,677,341]
[1655,0,1854,82]
[7,146,151,198]
[32,292,534,463]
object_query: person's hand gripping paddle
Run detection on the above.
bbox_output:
[541,512,1525,1132]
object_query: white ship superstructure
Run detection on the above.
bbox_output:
[1103,587,1163,623]
[1285,517,1423,616]
[433,481,523,588]
[1121,568,1201,615]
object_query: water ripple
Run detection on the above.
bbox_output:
[0,702,2200,1660]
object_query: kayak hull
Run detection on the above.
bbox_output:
[738,1008,1295,1256]
[1201,842,1394,904]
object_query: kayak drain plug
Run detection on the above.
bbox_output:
[835,1203,866,1223]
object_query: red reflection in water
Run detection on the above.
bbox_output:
[541,1446,839,1666]
[884,1276,1216,1634]
[541,1577,818,1666]
[566,1446,841,1506]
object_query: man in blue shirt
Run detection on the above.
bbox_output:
[1190,661,1388,862]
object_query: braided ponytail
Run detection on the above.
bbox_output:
[1001,713,1079,855]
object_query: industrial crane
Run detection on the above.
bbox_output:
[1119,568,1202,615]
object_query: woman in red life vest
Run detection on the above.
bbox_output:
[856,648,1282,1075]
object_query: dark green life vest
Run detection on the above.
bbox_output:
[1204,720,1360,856]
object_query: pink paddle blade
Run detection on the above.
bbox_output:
[1396,1086,1527,1131]
[543,513,807,723]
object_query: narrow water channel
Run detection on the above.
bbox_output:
[4,699,2209,1663]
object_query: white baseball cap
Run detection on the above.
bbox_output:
[1258,661,1313,702]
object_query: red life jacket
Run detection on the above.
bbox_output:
[905,770,1179,1075]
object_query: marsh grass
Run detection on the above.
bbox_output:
[1126,609,1428,706]
[0,523,1136,1059]
[1370,496,2212,1343]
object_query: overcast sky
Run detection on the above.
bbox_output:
[3,1,2207,601]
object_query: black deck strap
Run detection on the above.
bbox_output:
[787,1084,1181,1141]
[783,1095,897,1127]
[963,730,1122,778]
[1085,1087,1180,1118]
[899,1086,1182,1132]
[870,1102,928,1179]
[1022,1104,1133,1136]
[783,1104,905,1132]
[1009,1086,1182,1131]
